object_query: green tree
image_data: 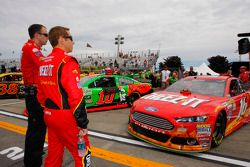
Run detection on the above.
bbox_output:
[207,55,229,73]
[159,56,183,71]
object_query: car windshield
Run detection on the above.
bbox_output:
[166,78,226,97]
[80,76,95,85]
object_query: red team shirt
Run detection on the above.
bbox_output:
[21,40,43,86]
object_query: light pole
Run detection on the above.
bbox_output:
[115,35,124,57]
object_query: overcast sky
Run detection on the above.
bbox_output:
[0,0,250,67]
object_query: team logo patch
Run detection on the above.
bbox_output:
[72,69,78,74]
[144,106,158,112]
[35,51,42,56]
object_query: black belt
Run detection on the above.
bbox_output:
[23,86,37,96]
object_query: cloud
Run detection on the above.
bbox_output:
[0,0,250,66]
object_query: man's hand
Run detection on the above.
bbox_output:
[78,128,88,137]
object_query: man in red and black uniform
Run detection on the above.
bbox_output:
[37,26,90,167]
[21,24,48,167]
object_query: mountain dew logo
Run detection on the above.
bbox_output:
[83,148,91,167]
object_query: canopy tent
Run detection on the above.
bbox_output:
[193,62,219,76]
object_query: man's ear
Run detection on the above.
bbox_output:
[58,36,64,45]
[33,32,39,39]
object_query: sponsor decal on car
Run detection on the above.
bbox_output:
[142,93,210,108]
[198,137,211,148]
[198,136,211,148]
[134,121,166,134]
[84,89,92,96]
[118,88,126,102]
[196,124,211,136]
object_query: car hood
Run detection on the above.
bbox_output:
[133,91,224,118]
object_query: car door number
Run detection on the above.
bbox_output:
[0,84,18,95]
[96,90,115,104]
[238,97,247,119]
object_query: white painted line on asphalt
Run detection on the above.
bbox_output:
[89,131,155,148]
[0,110,27,120]
[0,101,24,107]
[1,109,250,167]
[194,153,250,167]
[89,130,250,167]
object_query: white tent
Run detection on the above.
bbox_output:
[194,62,219,76]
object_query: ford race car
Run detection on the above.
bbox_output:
[0,72,24,98]
[128,76,250,152]
[80,74,153,112]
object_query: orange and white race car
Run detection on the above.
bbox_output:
[0,72,24,99]
[128,76,250,152]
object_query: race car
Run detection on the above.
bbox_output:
[128,76,250,152]
[0,72,24,99]
[80,74,153,112]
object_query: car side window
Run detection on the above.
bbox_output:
[88,81,96,88]
[102,77,116,87]
[119,77,134,85]
[12,75,21,81]
[230,79,243,96]
[89,77,116,88]
[5,75,13,81]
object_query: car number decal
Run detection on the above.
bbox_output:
[0,83,18,95]
[96,90,115,104]
[237,97,247,119]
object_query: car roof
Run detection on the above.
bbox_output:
[0,72,22,77]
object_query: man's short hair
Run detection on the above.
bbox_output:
[28,24,45,39]
[240,66,247,70]
[49,26,69,47]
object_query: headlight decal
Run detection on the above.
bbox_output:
[175,115,208,123]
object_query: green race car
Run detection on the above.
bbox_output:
[80,74,153,112]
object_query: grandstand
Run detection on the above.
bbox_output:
[0,49,159,73]
[75,49,160,72]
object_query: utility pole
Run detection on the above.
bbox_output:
[115,35,124,57]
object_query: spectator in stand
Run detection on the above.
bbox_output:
[188,66,197,76]
[161,65,171,89]
[1,65,6,73]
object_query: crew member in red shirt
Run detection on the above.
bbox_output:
[37,26,90,167]
[239,66,249,83]
[21,24,48,167]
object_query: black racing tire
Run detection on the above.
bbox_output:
[127,93,141,107]
[212,112,226,147]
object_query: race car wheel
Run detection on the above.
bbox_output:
[127,93,141,107]
[212,112,226,147]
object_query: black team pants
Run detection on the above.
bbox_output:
[24,93,46,167]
